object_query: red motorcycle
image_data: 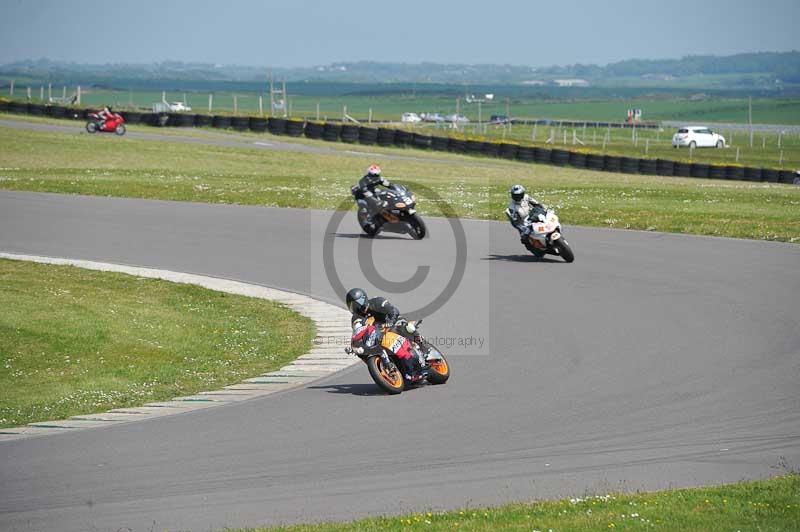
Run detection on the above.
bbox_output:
[86,112,126,135]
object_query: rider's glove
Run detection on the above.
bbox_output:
[405,322,416,334]
[537,213,546,222]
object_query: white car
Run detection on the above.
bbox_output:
[401,112,422,123]
[169,102,192,112]
[444,114,470,124]
[672,126,725,148]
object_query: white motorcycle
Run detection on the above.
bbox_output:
[518,205,575,262]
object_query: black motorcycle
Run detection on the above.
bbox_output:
[351,183,427,239]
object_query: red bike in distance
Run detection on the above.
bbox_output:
[86,111,126,135]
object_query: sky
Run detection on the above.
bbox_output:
[0,0,797,67]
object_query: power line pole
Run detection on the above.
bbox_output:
[748,96,753,148]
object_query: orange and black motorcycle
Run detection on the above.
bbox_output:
[345,318,450,394]
[351,183,427,239]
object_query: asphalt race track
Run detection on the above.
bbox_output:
[0,190,798,532]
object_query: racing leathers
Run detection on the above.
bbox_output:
[356,173,392,215]
[351,297,425,381]
[505,193,544,243]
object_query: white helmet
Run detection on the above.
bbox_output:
[510,184,525,202]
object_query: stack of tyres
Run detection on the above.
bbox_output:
[8,101,27,114]
[194,114,213,127]
[656,159,674,176]
[322,122,342,142]
[516,146,534,162]
[341,124,359,143]
[725,166,745,181]
[620,157,639,174]
[481,141,500,158]
[212,115,232,129]
[533,147,552,164]
[690,163,710,179]
[744,167,762,182]
[377,128,395,146]
[120,110,142,124]
[466,139,483,155]
[0,100,9,112]
[231,116,250,131]
[286,119,305,137]
[708,165,727,179]
[638,158,657,175]
[358,126,378,144]
[394,129,413,147]
[413,133,432,149]
[673,161,691,177]
[778,170,799,184]
[604,155,622,173]
[431,135,450,152]
[268,117,287,135]
[27,103,45,116]
[551,149,570,166]
[169,113,194,127]
[586,153,605,170]
[249,117,268,132]
[305,121,324,139]
[499,143,518,160]
[568,151,587,169]
[448,138,466,154]
[762,168,780,183]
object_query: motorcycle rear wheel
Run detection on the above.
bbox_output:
[85,122,97,133]
[524,240,545,258]
[367,356,404,394]
[357,210,380,237]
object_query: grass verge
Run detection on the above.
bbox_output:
[236,474,800,531]
[0,259,316,428]
[0,123,798,242]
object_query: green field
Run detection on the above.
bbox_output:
[0,120,798,242]
[237,474,800,532]
[0,259,315,428]
[7,86,800,124]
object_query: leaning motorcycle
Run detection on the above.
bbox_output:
[518,205,575,262]
[351,183,427,239]
[86,112,126,135]
[345,319,450,395]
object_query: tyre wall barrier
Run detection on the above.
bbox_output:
[212,115,232,129]
[231,116,250,131]
[517,146,534,162]
[194,114,213,127]
[431,135,450,151]
[690,163,710,179]
[268,117,287,135]
[305,121,324,139]
[725,166,744,180]
[551,149,570,166]
[394,129,413,147]
[413,133,432,149]
[358,126,378,144]
[656,159,674,176]
[322,122,342,142]
[673,161,691,177]
[0,100,9,112]
[533,147,552,164]
[744,167,762,181]
[568,151,587,169]
[377,127,395,146]
[465,139,483,155]
[340,124,359,143]
[586,153,605,170]
[499,143,518,160]
[249,117,268,132]
[120,110,141,124]
[448,138,466,154]
[708,165,726,180]
[638,158,657,175]
[762,168,780,183]
[481,141,500,157]
[286,119,305,137]
[778,170,797,184]
[169,113,194,127]
[604,155,621,173]
[28,103,45,116]
[620,157,639,174]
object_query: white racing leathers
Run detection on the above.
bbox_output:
[505,193,542,235]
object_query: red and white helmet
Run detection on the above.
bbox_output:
[366,164,382,177]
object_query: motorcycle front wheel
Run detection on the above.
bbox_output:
[425,351,450,385]
[367,356,404,394]
[553,238,575,263]
[115,124,126,136]
[408,213,427,240]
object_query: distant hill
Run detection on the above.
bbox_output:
[1,51,798,90]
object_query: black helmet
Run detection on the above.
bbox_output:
[510,184,525,202]
[346,287,369,316]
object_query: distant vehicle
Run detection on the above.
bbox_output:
[672,126,725,149]
[422,113,445,123]
[489,115,510,124]
[401,112,422,123]
[445,114,469,124]
[169,102,192,112]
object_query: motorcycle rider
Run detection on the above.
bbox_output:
[96,105,114,130]
[345,287,425,383]
[505,184,544,243]
[355,164,393,216]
